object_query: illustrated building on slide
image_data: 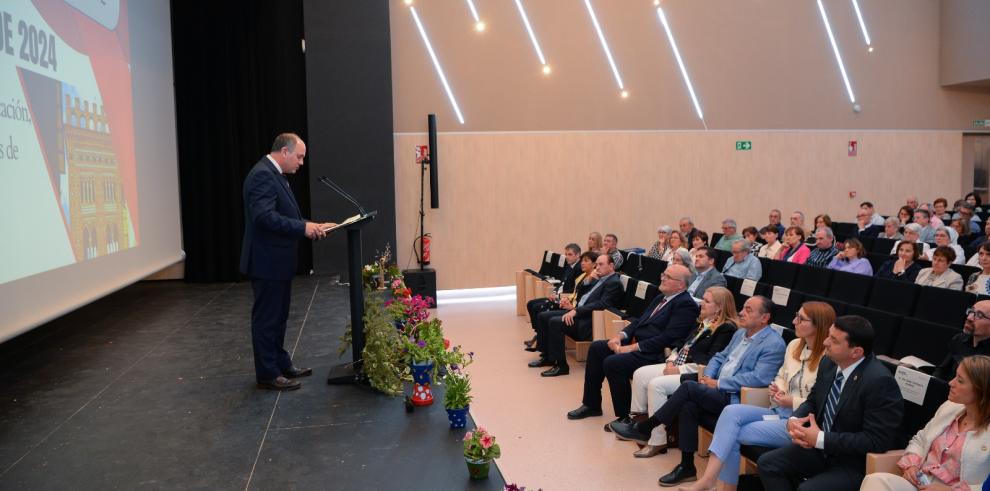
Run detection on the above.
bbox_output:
[59,94,131,261]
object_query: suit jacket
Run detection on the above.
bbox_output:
[559,261,581,294]
[670,320,736,366]
[690,268,727,299]
[704,326,786,404]
[239,157,306,281]
[855,224,883,239]
[620,290,701,360]
[904,400,990,488]
[574,273,623,319]
[792,354,904,470]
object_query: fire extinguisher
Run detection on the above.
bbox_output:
[417,233,432,266]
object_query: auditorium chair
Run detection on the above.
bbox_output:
[832,221,857,238]
[868,278,920,316]
[710,232,724,248]
[844,305,902,356]
[764,260,799,289]
[793,266,832,297]
[891,318,959,366]
[950,263,980,279]
[827,270,874,306]
[799,293,848,316]
[871,238,897,254]
[565,274,640,362]
[638,255,667,283]
[867,252,893,274]
[912,286,975,328]
[769,288,804,327]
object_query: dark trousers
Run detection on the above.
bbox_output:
[535,309,568,355]
[640,380,728,454]
[250,279,294,382]
[581,340,657,417]
[527,298,556,333]
[758,445,863,491]
[543,315,591,366]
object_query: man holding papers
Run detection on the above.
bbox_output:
[240,133,335,391]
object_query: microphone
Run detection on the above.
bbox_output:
[318,176,366,215]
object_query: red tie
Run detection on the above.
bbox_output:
[649,297,669,318]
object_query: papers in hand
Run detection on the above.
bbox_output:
[321,214,363,233]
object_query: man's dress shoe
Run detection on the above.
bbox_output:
[528,358,553,368]
[257,376,301,391]
[604,416,632,433]
[566,405,603,420]
[609,421,651,445]
[658,464,697,487]
[283,366,313,378]
[540,365,569,377]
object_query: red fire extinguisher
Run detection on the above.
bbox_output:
[417,233,432,266]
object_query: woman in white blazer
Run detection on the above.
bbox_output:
[861,355,990,490]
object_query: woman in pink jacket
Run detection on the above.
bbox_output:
[776,226,811,264]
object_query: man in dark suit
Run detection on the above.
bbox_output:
[240,133,334,391]
[567,264,701,423]
[532,253,623,376]
[525,243,582,349]
[855,208,883,239]
[758,315,904,490]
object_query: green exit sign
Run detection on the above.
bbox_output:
[736,141,752,150]
[975,120,989,128]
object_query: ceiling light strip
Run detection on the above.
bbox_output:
[465,0,480,22]
[409,6,466,124]
[656,7,704,123]
[583,0,625,92]
[815,0,856,104]
[850,0,872,48]
[513,0,547,66]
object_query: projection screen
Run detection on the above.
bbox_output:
[0,0,183,342]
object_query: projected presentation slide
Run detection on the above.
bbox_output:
[0,0,137,285]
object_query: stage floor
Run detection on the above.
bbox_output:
[0,278,504,490]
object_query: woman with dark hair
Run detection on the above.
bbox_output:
[758,226,783,259]
[966,191,984,213]
[777,226,810,264]
[965,244,990,295]
[684,302,835,491]
[813,214,833,232]
[860,355,990,490]
[828,238,873,275]
[916,246,964,290]
[877,241,923,283]
[898,206,915,228]
[690,231,709,255]
[742,226,762,254]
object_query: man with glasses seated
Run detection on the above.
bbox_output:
[932,301,990,382]
[721,239,763,282]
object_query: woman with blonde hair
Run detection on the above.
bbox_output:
[627,287,738,457]
[861,355,990,490]
[587,231,604,255]
[682,301,835,491]
[661,231,689,262]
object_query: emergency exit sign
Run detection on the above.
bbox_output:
[975,120,990,128]
[736,141,752,150]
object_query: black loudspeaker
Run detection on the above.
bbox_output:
[428,114,439,209]
[403,268,437,301]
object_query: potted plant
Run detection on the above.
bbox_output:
[462,427,501,480]
[442,346,474,428]
[402,318,445,406]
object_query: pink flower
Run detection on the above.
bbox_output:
[463,431,473,441]
[480,434,494,449]
[476,426,487,435]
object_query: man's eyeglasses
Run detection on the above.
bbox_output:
[966,307,990,321]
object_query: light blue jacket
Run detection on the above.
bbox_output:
[703,326,786,404]
[721,253,763,282]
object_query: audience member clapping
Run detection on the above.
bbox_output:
[626,287,738,457]
[860,355,990,491]
[828,238,873,276]
[683,301,835,491]
[916,246,964,290]
[876,242,923,283]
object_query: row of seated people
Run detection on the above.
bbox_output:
[521,246,990,489]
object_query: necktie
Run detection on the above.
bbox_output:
[649,297,669,318]
[822,371,844,432]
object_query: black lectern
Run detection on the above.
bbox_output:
[327,210,377,385]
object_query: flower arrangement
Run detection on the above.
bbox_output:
[385,294,434,327]
[361,243,402,288]
[442,346,474,410]
[463,427,501,462]
[401,317,446,364]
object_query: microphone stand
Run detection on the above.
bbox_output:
[318,176,367,216]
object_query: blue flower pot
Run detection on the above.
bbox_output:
[410,360,434,406]
[446,406,469,429]
[410,361,434,385]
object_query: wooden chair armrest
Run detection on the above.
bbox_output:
[866,450,905,475]
[740,387,771,407]
[605,318,628,340]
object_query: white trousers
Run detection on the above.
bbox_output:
[860,472,947,491]
[630,364,683,446]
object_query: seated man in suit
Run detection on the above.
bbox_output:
[610,296,786,487]
[932,300,990,381]
[721,239,763,281]
[566,264,700,425]
[688,247,727,299]
[524,243,582,349]
[855,208,883,239]
[758,315,904,491]
[530,252,599,353]
[531,253,623,376]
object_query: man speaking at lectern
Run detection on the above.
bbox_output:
[240,133,335,391]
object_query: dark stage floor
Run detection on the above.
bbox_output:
[0,277,504,490]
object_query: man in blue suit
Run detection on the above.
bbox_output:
[610,295,786,487]
[566,264,700,425]
[240,133,334,391]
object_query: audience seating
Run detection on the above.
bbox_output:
[868,278,919,316]
[912,286,974,328]
[871,238,897,254]
[832,221,857,237]
[827,270,873,306]
[845,305,902,356]
[950,263,980,279]
[891,318,958,365]
[800,293,848,316]
[867,252,892,273]
[710,232,723,248]
[793,267,832,297]
[714,249,732,269]
[764,260,799,289]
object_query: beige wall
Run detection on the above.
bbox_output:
[941,0,990,87]
[395,130,963,289]
[391,0,990,132]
